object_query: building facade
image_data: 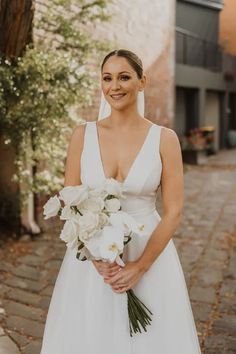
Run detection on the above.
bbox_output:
[175,0,236,151]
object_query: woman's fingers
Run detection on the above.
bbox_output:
[103,268,120,277]
[92,261,108,276]
[105,263,120,271]
[92,260,122,278]
[105,272,124,285]
[112,284,129,293]
[95,261,118,269]
[100,266,117,275]
[101,265,119,274]
[94,267,117,278]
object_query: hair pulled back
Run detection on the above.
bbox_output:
[101,49,143,79]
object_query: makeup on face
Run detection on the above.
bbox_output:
[101,57,141,104]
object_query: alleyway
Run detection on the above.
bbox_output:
[0,149,236,354]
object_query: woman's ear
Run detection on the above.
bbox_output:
[139,74,147,91]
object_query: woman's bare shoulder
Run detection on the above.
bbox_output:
[71,122,87,139]
[64,122,87,186]
[158,125,181,158]
[68,122,87,150]
[159,125,178,140]
[143,119,180,149]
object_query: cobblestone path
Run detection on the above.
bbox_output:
[0,149,235,354]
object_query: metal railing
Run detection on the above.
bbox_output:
[180,0,224,10]
[176,27,222,71]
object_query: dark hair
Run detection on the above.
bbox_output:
[101,49,143,79]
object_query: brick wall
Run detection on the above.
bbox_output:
[219,0,236,56]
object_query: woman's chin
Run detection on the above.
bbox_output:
[109,99,132,110]
[110,103,129,111]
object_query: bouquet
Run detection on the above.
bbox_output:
[43,178,153,336]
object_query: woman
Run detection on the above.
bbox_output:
[40,49,202,354]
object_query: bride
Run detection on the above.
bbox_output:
[40,49,202,354]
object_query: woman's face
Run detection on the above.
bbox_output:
[101,56,146,111]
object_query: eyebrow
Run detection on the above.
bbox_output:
[102,71,132,75]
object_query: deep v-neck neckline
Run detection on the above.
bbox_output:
[94,121,155,184]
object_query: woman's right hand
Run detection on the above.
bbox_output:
[92,260,121,278]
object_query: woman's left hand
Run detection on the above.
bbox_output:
[104,261,145,293]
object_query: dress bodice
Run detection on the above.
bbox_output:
[80,121,162,216]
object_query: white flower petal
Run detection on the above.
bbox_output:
[43,195,61,219]
[60,219,79,248]
[81,197,104,213]
[102,178,124,198]
[115,255,125,267]
[59,185,89,206]
[78,211,99,234]
[60,205,75,220]
[104,198,121,213]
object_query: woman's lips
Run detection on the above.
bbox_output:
[110,93,127,100]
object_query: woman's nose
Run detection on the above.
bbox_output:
[110,78,121,90]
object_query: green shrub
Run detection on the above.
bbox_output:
[0,0,112,207]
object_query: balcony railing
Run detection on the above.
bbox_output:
[176,27,222,71]
[179,0,224,10]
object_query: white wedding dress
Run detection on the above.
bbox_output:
[40,121,202,354]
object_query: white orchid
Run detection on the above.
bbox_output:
[79,229,99,243]
[43,195,61,219]
[85,226,124,263]
[102,178,125,198]
[98,212,109,228]
[80,197,105,213]
[60,205,76,220]
[109,211,145,236]
[77,210,99,238]
[104,197,121,213]
[59,185,89,206]
[60,219,79,249]
[88,185,108,199]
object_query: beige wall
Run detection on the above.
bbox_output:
[219,0,236,55]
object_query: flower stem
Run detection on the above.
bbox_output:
[126,289,153,337]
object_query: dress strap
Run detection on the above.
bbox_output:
[149,124,162,160]
[81,121,94,155]
[80,122,98,183]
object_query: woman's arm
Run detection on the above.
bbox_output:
[136,127,184,273]
[104,127,184,293]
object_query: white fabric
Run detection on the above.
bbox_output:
[40,121,202,354]
[98,90,145,120]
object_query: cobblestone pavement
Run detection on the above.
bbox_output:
[0,149,236,354]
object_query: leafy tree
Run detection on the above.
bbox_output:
[0,0,112,208]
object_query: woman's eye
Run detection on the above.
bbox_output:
[103,75,130,82]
